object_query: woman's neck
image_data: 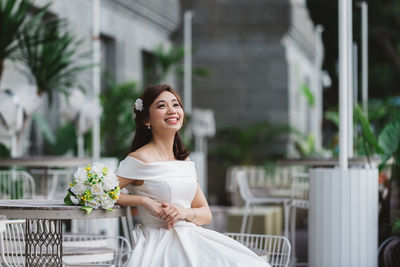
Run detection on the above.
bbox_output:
[150,134,176,160]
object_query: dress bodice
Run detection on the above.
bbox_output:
[115,156,198,227]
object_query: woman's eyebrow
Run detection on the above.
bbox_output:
[156,99,178,104]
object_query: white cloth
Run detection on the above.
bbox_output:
[115,156,271,267]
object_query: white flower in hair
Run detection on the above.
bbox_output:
[134,98,143,111]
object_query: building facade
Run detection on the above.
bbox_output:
[0,0,181,156]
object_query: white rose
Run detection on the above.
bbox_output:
[74,167,87,183]
[71,182,87,195]
[103,175,119,191]
[86,198,101,209]
[70,195,80,205]
[100,194,115,209]
[91,184,103,195]
[91,162,104,176]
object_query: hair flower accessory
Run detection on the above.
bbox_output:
[134,98,143,111]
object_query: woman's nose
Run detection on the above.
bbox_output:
[167,105,176,113]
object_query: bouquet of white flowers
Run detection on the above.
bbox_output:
[64,162,120,214]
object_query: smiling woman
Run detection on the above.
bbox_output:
[129,84,189,161]
[115,84,271,267]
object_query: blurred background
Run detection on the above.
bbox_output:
[1,0,400,266]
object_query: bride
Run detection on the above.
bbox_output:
[116,84,270,266]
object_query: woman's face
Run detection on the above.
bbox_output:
[146,91,184,134]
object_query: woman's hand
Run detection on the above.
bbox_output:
[158,203,188,229]
[141,196,164,216]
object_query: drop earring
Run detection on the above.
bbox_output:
[147,125,151,130]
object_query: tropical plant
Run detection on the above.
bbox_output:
[0,0,49,81]
[100,74,142,160]
[145,44,209,85]
[17,16,92,102]
[209,122,292,165]
[355,105,400,179]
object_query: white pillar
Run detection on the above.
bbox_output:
[184,11,193,115]
[347,0,353,159]
[360,2,368,115]
[309,168,378,267]
[339,0,349,169]
[92,0,101,161]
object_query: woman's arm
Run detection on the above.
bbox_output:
[116,176,164,216]
[161,183,212,226]
[188,183,212,225]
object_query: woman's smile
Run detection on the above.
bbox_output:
[165,116,179,124]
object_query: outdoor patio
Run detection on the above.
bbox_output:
[1,0,400,267]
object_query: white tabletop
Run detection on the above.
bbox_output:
[0,199,125,220]
[0,157,91,168]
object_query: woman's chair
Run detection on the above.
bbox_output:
[224,233,291,267]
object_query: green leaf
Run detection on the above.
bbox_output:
[81,206,93,215]
[325,111,339,127]
[300,83,315,107]
[32,112,56,144]
[106,208,113,211]
[378,120,400,157]
[64,192,73,205]
[355,105,384,154]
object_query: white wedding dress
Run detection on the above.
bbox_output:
[116,156,271,267]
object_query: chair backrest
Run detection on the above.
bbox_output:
[290,173,309,200]
[224,233,291,267]
[44,169,75,199]
[0,219,26,267]
[63,234,132,266]
[0,170,35,199]
[227,165,306,193]
[235,170,253,201]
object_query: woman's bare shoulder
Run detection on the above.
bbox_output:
[128,145,153,163]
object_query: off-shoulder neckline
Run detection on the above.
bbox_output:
[127,156,194,165]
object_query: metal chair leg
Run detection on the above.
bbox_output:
[284,201,290,238]
[246,205,255,233]
[290,206,297,265]
[240,202,250,234]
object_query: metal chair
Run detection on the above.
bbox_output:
[224,232,291,267]
[286,173,309,266]
[44,169,75,200]
[0,219,26,267]
[0,219,132,267]
[234,170,292,234]
[0,170,36,199]
[63,234,132,266]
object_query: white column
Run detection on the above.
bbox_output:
[360,2,368,115]
[309,168,378,267]
[339,0,349,169]
[347,0,353,158]
[92,0,101,161]
[184,11,193,115]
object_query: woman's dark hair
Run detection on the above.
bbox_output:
[129,84,190,160]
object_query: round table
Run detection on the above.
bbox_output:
[0,199,125,266]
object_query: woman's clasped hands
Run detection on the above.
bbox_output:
[142,196,186,229]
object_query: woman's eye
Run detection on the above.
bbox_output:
[158,104,165,108]
[174,103,180,107]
